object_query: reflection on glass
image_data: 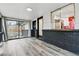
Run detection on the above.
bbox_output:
[6,21,18,39]
[61,4,75,30]
[19,21,29,38]
[52,10,61,29]
[6,20,30,39]
[52,4,75,30]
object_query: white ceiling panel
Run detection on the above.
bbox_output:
[0,3,68,20]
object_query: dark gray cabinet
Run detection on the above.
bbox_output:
[43,30,79,54]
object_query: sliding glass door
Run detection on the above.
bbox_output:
[6,21,19,39]
[18,21,30,38]
[6,20,30,40]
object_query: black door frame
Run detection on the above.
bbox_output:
[37,16,43,38]
[0,18,4,42]
[0,18,2,42]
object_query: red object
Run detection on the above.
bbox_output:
[64,26,69,30]
[63,16,74,30]
[68,16,74,30]
[69,16,74,21]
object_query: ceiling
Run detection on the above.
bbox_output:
[0,3,68,20]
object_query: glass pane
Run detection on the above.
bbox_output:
[51,4,75,30]
[6,21,19,39]
[39,19,43,36]
[6,20,30,39]
[61,4,74,18]
[52,10,61,29]
[19,21,30,38]
[61,4,75,30]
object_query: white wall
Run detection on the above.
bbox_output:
[43,12,52,30]
[75,4,79,29]
[32,12,52,30]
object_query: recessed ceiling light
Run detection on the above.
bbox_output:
[26,8,32,11]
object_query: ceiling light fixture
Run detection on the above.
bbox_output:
[26,8,32,11]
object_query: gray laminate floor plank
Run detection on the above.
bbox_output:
[0,38,77,56]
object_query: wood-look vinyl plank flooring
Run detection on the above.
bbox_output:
[0,38,77,56]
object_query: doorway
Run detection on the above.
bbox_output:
[37,16,43,39]
[5,20,31,40]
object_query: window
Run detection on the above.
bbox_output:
[61,4,75,30]
[52,10,61,29]
[51,4,75,30]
